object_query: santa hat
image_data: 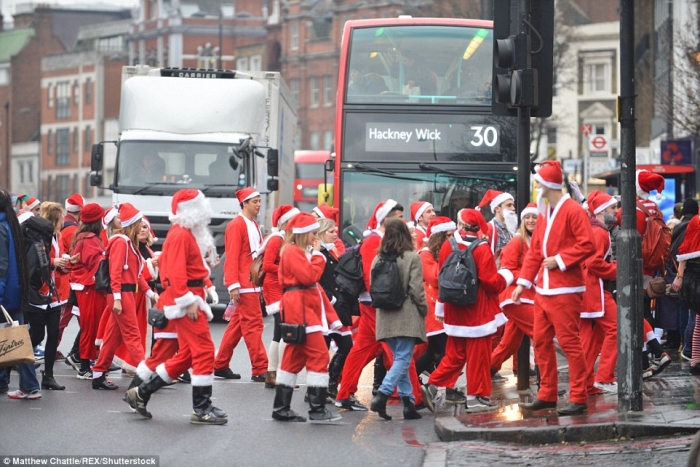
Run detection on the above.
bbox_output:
[65,194,85,213]
[426,216,457,239]
[287,212,320,234]
[103,205,119,229]
[171,189,205,216]
[365,199,399,235]
[520,202,539,220]
[477,190,514,214]
[534,161,563,190]
[141,216,158,242]
[119,203,142,228]
[587,190,617,215]
[81,203,105,224]
[236,187,260,204]
[636,170,664,200]
[17,211,33,224]
[410,201,432,223]
[312,204,339,224]
[272,205,300,228]
[24,197,40,210]
[460,208,489,235]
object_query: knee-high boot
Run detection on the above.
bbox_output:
[128,375,142,390]
[308,386,342,423]
[191,386,227,425]
[328,353,346,399]
[272,385,306,422]
[372,355,386,396]
[123,375,168,419]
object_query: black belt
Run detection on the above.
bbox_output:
[120,284,137,293]
[283,285,317,293]
[360,301,372,306]
[165,280,205,287]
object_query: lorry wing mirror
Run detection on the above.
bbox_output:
[229,155,239,171]
[267,149,279,177]
[91,144,103,171]
[90,173,102,187]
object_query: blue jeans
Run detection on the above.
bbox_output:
[0,309,40,392]
[378,337,415,400]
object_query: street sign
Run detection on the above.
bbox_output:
[563,159,582,173]
[589,135,609,153]
[581,123,592,136]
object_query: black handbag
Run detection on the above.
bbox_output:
[280,286,307,345]
[148,308,168,329]
[94,258,111,294]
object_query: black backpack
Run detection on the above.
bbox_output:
[333,242,364,317]
[21,216,58,306]
[438,237,484,306]
[370,252,406,311]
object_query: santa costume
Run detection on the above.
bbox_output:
[410,201,433,251]
[476,189,515,262]
[312,204,345,255]
[57,193,85,353]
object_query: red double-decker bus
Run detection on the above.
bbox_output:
[294,150,330,213]
[330,17,518,244]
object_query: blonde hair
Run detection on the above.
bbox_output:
[517,214,537,243]
[116,221,142,247]
[40,201,64,234]
[318,218,335,236]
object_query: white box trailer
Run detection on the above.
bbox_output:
[90,66,297,311]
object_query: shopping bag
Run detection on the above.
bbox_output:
[0,305,35,368]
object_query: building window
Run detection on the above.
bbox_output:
[47,129,53,154]
[27,161,33,183]
[56,82,71,119]
[197,43,218,69]
[310,76,319,108]
[85,78,92,105]
[85,126,92,152]
[310,131,319,150]
[250,55,262,72]
[56,129,70,165]
[546,126,557,145]
[290,78,300,104]
[73,127,79,154]
[19,163,25,183]
[236,57,249,71]
[323,75,332,106]
[324,130,333,150]
[290,23,299,50]
[587,63,610,94]
[73,80,80,106]
[56,175,71,205]
[47,83,54,108]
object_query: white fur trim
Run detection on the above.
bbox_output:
[414,202,432,222]
[163,294,213,321]
[266,301,281,315]
[306,371,329,388]
[292,221,320,234]
[520,207,539,220]
[305,325,323,334]
[677,251,700,262]
[70,283,85,291]
[146,258,158,280]
[312,206,326,219]
[276,370,297,387]
[443,316,502,338]
[242,190,260,203]
[191,374,214,386]
[534,173,562,190]
[146,289,156,299]
[497,269,514,287]
[430,221,456,237]
[173,190,205,215]
[136,361,155,383]
[376,199,398,226]
[593,197,617,215]
[517,278,533,289]
[499,298,535,308]
[156,363,174,383]
[65,204,82,213]
[534,285,586,295]
[581,311,605,319]
[112,292,122,300]
[120,211,143,228]
[227,282,241,292]
[279,207,301,226]
[554,254,567,271]
[435,301,445,318]
[17,212,33,224]
[329,320,343,331]
[490,193,514,213]
[311,250,326,261]
[153,332,178,339]
[95,338,103,346]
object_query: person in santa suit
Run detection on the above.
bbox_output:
[476,189,517,266]
[579,191,619,395]
[490,203,538,377]
[215,187,268,381]
[312,203,346,255]
[18,195,41,216]
[124,189,227,424]
[272,212,343,423]
[409,201,435,251]
[421,209,509,413]
[57,194,84,356]
[673,211,700,374]
[68,203,107,380]
[258,204,300,389]
[512,160,595,416]
[92,203,156,390]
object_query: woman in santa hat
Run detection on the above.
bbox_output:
[92,203,156,390]
[311,204,345,255]
[673,211,700,374]
[259,204,300,389]
[272,212,343,423]
[490,203,538,379]
[68,203,107,380]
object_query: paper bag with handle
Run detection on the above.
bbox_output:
[0,305,35,368]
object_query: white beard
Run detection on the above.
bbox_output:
[503,209,518,234]
[536,187,547,214]
[170,197,215,256]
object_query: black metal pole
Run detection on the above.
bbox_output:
[617,0,643,412]
[4,102,9,190]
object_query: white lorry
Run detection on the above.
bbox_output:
[90,66,297,311]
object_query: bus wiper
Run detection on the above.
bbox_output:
[353,163,396,176]
[419,163,459,176]
[131,182,171,195]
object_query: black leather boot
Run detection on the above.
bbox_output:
[41,371,65,390]
[308,386,342,423]
[92,374,118,390]
[272,385,306,422]
[328,353,346,399]
[191,386,227,425]
[372,355,387,396]
[402,396,422,420]
[370,391,392,420]
[123,375,168,419]
[128,375,142,390]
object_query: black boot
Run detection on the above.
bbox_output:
[92,374,118,390]
[372,355,387,396]
[308,386,342,423]
[328,353,346,399]
[123,375,168,419]
[128,375,143,390]
[190,386,227,425]
[370,391,392,420]
[402,396,422,420]
[272,385,306,422]
[41,370,65,390]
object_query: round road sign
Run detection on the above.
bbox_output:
[591,135,607,150]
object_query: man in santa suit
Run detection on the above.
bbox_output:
[476,189,516,266]
[124,189,227,425]
[311,204,345,255]
[580,191,619,395]
[409,201,435,251]
[512,160,595,416]
[421,209,510,413]
[214,187,268,381]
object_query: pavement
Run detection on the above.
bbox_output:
[431,349,700,446]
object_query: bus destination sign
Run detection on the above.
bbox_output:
[365,122,500,154]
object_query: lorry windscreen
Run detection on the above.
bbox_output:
[115,141,245,195]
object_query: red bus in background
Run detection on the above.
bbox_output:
[294,150,330,213]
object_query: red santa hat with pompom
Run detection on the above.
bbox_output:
[272,205,300,229]
[460,208,489,235]
[236,187,260,204]
[410,201,432,223]
[587,190,617,216]
[477,190,514,214]
[534,161,563,190]
[636,170,664,200]
[520,202,539,220]
[425,216,456,239]
[103,204,120,229]
[24,197,40,211]
[65,193,85,213]
[287,212,320,234]
[171,189,205,216]
[312,204,339,224]
[365,199,398,235]
[119,203,142,228]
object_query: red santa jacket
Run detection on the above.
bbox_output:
[419,247,444,336]
[261,232,285,314]
[582,217,617,318]
[58,215,80,300]
[106,234,151,301]
[678,215,700,261]
[358,232,382,304]
[498,235,535,308]
[435,232,509,338]
[278,245,341,334]
[223,215,262,293]
[69,232,105,289]
[517,195,595,295]
[158,225,212,321]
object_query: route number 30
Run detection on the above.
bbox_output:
[469,126,498,147]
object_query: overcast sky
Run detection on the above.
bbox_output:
[2,0,139,25]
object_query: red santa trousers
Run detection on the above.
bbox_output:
[92,292,144,376]
[214,292,268,376]
[534,293,588,404]
[428,334,492,397]
[580,292,617,388]
[114,290,148,370]
[278,332,329,386]
[144,338,179,373]
[491,303,534,372]
[162,311,215,384]
[336,303,423,404]
[75,288,106,361]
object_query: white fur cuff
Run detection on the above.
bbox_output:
[497,269,514,287]
[266,301,280,315]
[276,370,297,387]
[306,371,329,388]
[435,301,445,318]
[191,373,214,387]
